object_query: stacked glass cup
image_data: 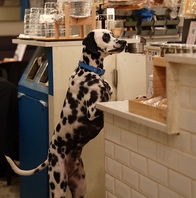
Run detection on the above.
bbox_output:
[23,2,66,38]
[29,7,44,37]
[24,9,30,35]
[44,2,56,38]
[55,2,66,37]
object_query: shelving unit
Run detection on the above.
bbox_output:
[54,4,96,39]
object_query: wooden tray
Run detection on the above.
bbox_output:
[129,56,167,123]
[129,98,166,123]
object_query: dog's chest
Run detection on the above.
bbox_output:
[54,70,110,145]
[69,67,111,100]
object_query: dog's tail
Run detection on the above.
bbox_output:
[5,156,48,176]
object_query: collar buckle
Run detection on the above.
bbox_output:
[78,61,105,76]
[96,68,103,75]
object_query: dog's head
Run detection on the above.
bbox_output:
[82,29,127,56]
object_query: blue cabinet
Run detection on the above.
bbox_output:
[18,47,50,198]
[19,94,49,198]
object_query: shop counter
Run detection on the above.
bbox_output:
[97,54,196,135]
[96,53,196,198]
[96,100,167,133]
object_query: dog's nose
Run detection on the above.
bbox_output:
[117,40,127,46]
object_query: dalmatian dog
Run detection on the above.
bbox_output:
[6,29,127,198]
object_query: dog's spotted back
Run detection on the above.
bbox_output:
[6,29,127,198]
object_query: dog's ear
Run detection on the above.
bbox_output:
[82,31,98,54]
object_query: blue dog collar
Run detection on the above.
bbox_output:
[78,61,105,76]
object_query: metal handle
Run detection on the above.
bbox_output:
[39,100,48,107]
[113,69,118,87]
[18,92,25,98]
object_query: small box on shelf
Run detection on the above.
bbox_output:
[154,15,166,26]
[154,27,167,36]
[166,26,178,35]
[141,26,152,36]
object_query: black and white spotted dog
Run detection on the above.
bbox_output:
[6,29,127,198]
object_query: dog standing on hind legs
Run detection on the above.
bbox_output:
[6,29,127,198]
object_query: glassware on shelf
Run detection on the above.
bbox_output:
[69,0,92,18]
[110,20,124,38]
[24,9,30,35]
[29,7,44,37]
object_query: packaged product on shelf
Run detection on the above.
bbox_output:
[157,98,167,108]
[140,96,167,109]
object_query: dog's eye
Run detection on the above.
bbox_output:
[110,32,114,37]
[102,33,111,43]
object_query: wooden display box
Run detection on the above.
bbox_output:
[129,57,167,123]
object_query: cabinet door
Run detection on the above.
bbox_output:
[103,55,117,101]
[117,53,147,100]
[18,94,49,198]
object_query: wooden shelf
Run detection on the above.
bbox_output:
[54,4,96,39]
[113,3,144,10]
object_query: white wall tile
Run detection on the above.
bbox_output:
[179,108,196,134]
[121,129,138,152]
[139,175,157,198]
[157,143,178,170]
[103,71,196,198]
[130,121,148,137]
[122,165,138,190]
[106,157,122,180]
[168,130,190,153]
[114,144,129,166]
[158,185,180,198]
[148,159,168,186]
[105,140,114,158]
[138,136,156,161]
[106,173,115,193]
[114,115,129,130]
[179,86,190,108]
[130,152,147,175]
[167,62,179,82]
[105,112,114,124]
[131,189,147,198]
[147,128,168,145]
[168,169,191,198]
[190,87,196,110]
[106,191,118,198]
[115,179,131,198]
[105,123,121,144]
[192,180,196,198]
[191,134,196,157]
[179,65,196,87]
[179,152,196,180]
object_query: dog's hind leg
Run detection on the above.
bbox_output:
[48,150,68,198]
[68,157,86,198]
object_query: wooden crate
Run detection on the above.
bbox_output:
[129,57,167,123]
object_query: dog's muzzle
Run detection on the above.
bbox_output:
[108,40,127,53]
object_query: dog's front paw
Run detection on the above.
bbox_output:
[135,95,147,99]
[109,86,113,96]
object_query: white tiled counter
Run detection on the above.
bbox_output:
[97,54,196,198]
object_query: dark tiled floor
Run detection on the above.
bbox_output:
[0,175,20,198]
